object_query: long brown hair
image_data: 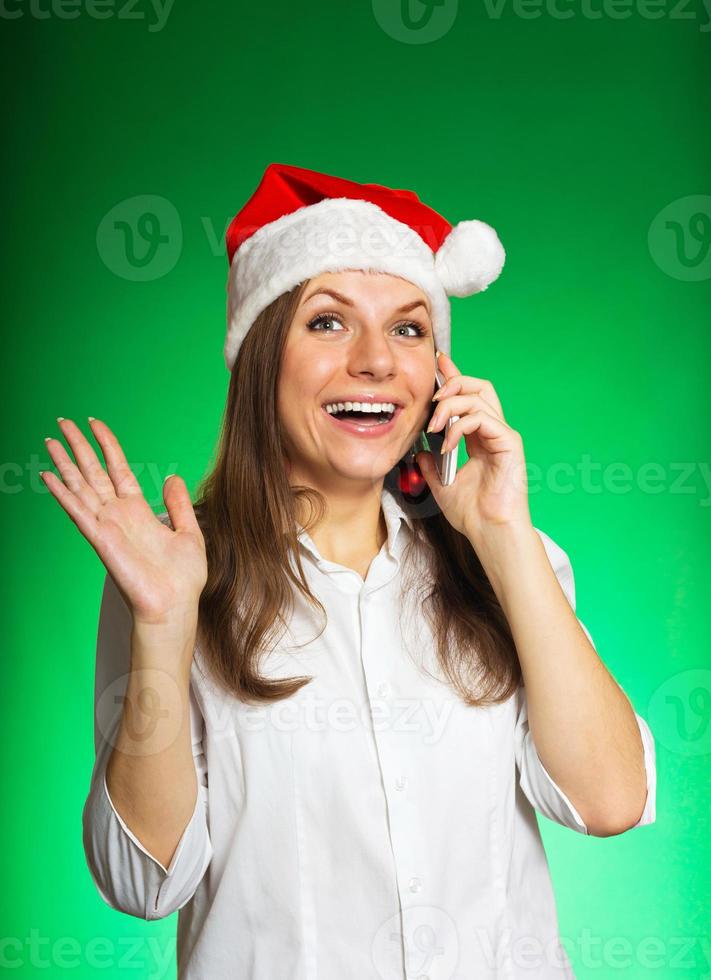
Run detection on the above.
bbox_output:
[191,281,521,708]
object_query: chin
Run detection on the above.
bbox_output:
[325,450,399,485]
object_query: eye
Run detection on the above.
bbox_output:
[306,312,346,332]
[305,312,427,337]
[392,321,426,338]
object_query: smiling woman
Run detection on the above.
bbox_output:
[191,267,521,707]
[61,163,657,980]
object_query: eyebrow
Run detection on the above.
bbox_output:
[302,286,430,316]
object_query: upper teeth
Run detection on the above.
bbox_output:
[324,402,396,414]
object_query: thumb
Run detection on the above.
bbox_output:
[162,474,200,534]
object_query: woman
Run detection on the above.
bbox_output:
[43,164,655,979]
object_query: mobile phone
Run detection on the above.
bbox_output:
[412,366,459,486]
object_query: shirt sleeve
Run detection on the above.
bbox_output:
[513,528,657,836]
[81,570,214,920]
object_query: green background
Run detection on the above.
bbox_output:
[3,0,710,976]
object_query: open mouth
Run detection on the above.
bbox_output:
[321,401,402,436]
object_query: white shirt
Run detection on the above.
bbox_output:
[82,486,656,979]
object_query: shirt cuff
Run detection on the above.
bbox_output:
[102,770,203,876]
[83,764,212,919]
[525,709,657,836]
[520,733,590,834]
[628,712,657,827]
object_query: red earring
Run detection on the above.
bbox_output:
[397,441,429,501]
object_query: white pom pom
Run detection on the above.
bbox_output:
[434,220,506,297]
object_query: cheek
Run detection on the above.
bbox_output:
[404,359,436,404]
[408,377,437,434]
[277,343,340,432]
[281,342,340,401]
[305,346,343,384]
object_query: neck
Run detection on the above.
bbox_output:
[291,470,388,572]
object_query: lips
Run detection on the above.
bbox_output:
[321,404,403,437]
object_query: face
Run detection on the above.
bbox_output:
[277,269,436,491]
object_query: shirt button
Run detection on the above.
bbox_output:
[376,682,390,698]
[395,775,407,791]
[408,876,423,893]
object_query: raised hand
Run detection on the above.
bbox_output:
[415,352,533,544]
[41,417,207,631]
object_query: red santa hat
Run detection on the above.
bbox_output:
[224,163,506,371]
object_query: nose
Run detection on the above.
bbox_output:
[346,328,397,380]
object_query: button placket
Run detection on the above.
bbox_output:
[359,589,428,924]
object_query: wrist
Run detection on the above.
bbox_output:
[465,518,537,555]
[466,520,541,600]
[132,601,199,637]
[130,615,198,675]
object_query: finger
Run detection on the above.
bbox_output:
[433,377,505,422]
[442,410,517,454]
[44,433,103,513]
[87,418,143,498]
[428,392,503,433]
[40,469,102,547]
[163,474,202,536]
[55,418,116,504]
[433,375,504,419]
[435,350,462,384]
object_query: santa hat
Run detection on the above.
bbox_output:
[224,163,505,371]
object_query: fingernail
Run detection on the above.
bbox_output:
[164,473,175,483]
[88,416,96,423]
[56,417,65,423]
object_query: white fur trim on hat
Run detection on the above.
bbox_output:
[225,197,452,370]
[434,220,506,297]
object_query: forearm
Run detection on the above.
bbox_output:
[105,618,199,870]
[472,523,647,836]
